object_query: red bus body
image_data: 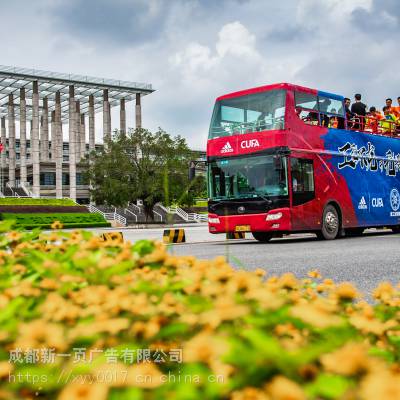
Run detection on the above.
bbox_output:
[207,83,400,238]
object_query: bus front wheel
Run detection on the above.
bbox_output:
[317,205,340,240]
[252,232,273,242]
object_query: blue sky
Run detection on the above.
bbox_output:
[1,0,399,149]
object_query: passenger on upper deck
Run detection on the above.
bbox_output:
[381,106,398,134]
[365,107,383,133]
[351,94,367,130]
[344,98,354,119]
[329,108,338,128]
[390,97,400,118]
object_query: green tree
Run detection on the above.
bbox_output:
[85,128,195,221]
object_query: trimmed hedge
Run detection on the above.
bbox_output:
[0,198,77,206]
[0,212,110,229]
[0,206,89,214]
[0,225,398,399]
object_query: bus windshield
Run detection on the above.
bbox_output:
[209,89,286,139]
[208,154,288,200]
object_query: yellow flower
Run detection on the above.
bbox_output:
[290,299,342,328]
[125,363,164,388]
[7,231,22,241]
[373,282,397,302]
[39,278,60,290]
[254,268,266,277]
[14,319,67,351]
[321,342,370,375]
[0,362,13,379]
[307,270,322,279]
[183,331,228,365]
[51,220,64,230]
[277,273,298,290]
[200,296,249,328]
[349,314,397,336]
[359,369,400,400]
[231,387,270,400]
[266,376,306,400]
[332,282,359,301]
[58,382,108,400]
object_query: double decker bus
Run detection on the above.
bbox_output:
[207,83,400,241]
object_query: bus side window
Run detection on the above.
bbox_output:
[291,158,315,206]
[294,92,319,126]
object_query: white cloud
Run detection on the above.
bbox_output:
[216,21,257,58]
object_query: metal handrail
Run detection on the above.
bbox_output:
[20,182,34,197]
[6,182,18,197]
[153,210,163,222]
[87,204,127,226]
[158,204,206,223]
[297,107,400,137]
[124,208,138,222]
[129,203,142,214]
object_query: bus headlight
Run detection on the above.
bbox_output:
[266,212,282,221]
[209,217,220,224]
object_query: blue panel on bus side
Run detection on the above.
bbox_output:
[322,128,400,226]
[318,90,343,101]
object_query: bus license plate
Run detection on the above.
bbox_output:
[235,225,250,232]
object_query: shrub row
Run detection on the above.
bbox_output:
[0,198,77,206]
[0,224,398,399]
[0,206,89,214]
[0,212,110,229]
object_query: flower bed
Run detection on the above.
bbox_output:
[0,224,398,399]
[0,213,110,229]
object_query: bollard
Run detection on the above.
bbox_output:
[226,232,246,239]
[100,231,124,243]
[163,229,186,243]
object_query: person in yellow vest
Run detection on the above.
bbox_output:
[380,106,398,134]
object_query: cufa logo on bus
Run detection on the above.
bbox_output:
[240,139,260,149]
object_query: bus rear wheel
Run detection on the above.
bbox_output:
[252,232,273,243]
[392,226,400,234]
[317,205,340,240]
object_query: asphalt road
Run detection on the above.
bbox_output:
[93,225,400,296]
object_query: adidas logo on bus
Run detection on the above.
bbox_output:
[358,196,368,210]
[221,141,234,153]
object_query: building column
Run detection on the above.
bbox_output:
[103,89,111,145]
[120,98,126,134]
[135,93,142,129]
[55,91,62,199]
[40,98,49,162]
[19,88,27,186]
[80,113,86,160]
[88,94,95,154]
[32,81,40,197]
[75,100,81,160]
[8,94,16,188]
[68,85,76,201]
[0,117,6,192]
[50,110,55,161]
